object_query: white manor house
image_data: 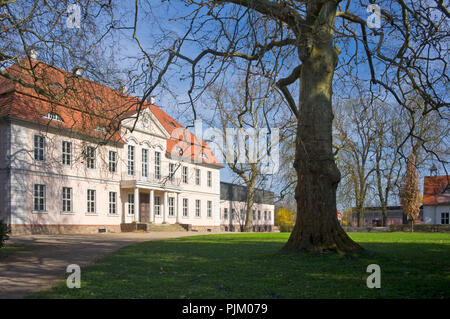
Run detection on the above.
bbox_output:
[0,60,274,234]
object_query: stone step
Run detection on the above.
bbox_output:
[146,223,188,232]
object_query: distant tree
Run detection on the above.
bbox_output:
[400,152,421,232]
[276,207,295,232]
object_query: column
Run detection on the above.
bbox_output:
[176,193,181,224]
[150,189,154,223]
[163,191,168,223]
[134,187,140,222]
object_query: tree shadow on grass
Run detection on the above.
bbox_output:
[29,234,450,299]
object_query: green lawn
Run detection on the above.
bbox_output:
[29,232,450,299]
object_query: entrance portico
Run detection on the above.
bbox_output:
[121,181,182,224]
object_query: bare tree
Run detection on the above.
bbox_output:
[206,75,285,231]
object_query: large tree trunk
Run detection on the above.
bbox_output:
[244,178,256,232]
[283,2,362,253]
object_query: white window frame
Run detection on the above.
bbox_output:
[183,198,188,217]
[86,146,96,169]
[195,199,201,217]
[441,212,449,225]
[62,141,72,166]
[127,145,135,176]
[87,189,96,214]
[62,187,72,213]
[182,166,188,184]
[127,193,135,215]
[169,163,175,182]
[154,196,161,216]
[207,201,212,218]
[154,151,161,180]
[223,208,228,220]
[207,171,212,187]
[109,150,117,173]
[195,168,201,185]
[109,192,117,216]
[142,148,148,178]
[34,135,45,162]
[168,197,175,216]
[33,184,46,212]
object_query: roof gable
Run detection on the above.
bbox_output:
[423,175,450,206]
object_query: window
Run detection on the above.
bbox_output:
[252,210,256,220]
[43,112,63,122]
[62,141,72,165]
[169,197,175,216]
[62,187,72,213]
[231,209,235,220]
[33,184,46,212]
[223,208,228,220]
[441,212,449,225]
[86,146,96,169]
[240,210,245,220]
[127,145,135,176]
[182,166,188,184]
[268,211,271,221]
[195,168,201,185]
[154,196,161,216]
[264,211,267,221]
[127,193,135,215]
[207,171,212,187]
[258,210,261,220]
[183,198,188,217]
[109,192,117,215]
[169,163,175,182]
[195,199,201,217]
[109,151,117,173]
[87,189,96,214]
[34,135,45,161]
[154,151,161,179]
[207,201,212,218]
[142,148,148,178]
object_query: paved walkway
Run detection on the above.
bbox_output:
[0,232,201,299]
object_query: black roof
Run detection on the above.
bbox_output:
[220,182,274,205]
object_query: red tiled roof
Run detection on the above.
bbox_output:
[0,59,223,167]
[423,175,450,206]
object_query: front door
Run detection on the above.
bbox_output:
[139,193,150,222]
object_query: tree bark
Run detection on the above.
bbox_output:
[283,2,362,253]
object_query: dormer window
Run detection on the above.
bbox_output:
[200,153,208,160]
[174,146,183,154]
[50,83,63,89]
[43,112,63,122]
[169,122,176,127]
[94,126,108,134]
[93,97,102,103]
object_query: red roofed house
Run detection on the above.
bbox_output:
[0,59,225,234]
[423,175,450,225]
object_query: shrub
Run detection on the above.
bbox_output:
[0,219,10,248]
[276,208,295,232]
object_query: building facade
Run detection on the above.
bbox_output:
[350,206,423,227]
[0,61,224,234]
[423,175,450,225]
[220,182,275,232]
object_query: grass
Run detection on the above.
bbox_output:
[29,232,450,299]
